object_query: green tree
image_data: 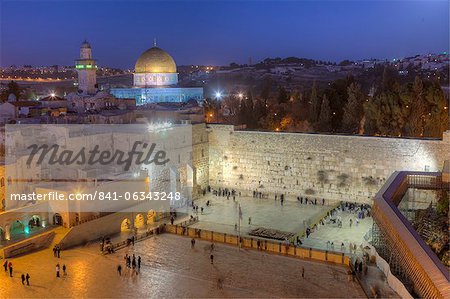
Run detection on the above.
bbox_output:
[244,92,256,128]
[404,76,427,137]
[259,76,272,99]
[423,81,449,138]
[341,83,364,133]
[316,95,332,132]
[309,81,321,124]
[0,81,22,102]
[277,86,288,104]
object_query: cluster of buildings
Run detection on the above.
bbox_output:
[0,41,205,125]
[0,41,449,299]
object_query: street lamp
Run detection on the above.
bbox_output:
[215,92,222,99]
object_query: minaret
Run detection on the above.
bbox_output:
[75,40,97,95]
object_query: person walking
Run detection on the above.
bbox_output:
[191,238,196,248]
[248,217,251,225]
[3,260,7,272]
[56,263,60,278]
[138,256,141,269]
[210,254,214,264]
[302,267,305,278]
[26,273,30,286]
[8,262,13,277]
[21,273,25,285]
[62,264,67,276]
[117,265,122,276]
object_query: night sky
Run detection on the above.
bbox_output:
[1,0,449,68]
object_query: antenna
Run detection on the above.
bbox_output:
[153,38,157,47]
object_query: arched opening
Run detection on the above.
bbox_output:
[4,224,10,240]
[0,226,5,242]
[53,213,63,226]
[147,210,155,224]
[10,220,25,239]
[28,215,41,229]
[121,218,131,232]
[134,214,145,228]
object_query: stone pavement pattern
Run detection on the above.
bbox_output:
[181,194,372,250]
[182,194,331,236]
[0,234,366,298]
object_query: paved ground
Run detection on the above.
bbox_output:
[179,194,332,237]
[0,234,366,298]
[179,194,373,253]
[301,210,373,253]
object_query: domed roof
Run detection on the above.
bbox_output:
[135,47,177,73]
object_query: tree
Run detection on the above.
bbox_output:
[316,95,332,132]
[244,92,256,128]
[237,91,256,127]
[309,81,321,124]
[338,60,353,66]
[254,98,268,126]
[277,86,288,104]
[423,81,449,138]
[341,83,364,133]
[404,76,427,137]
[0,81,22,102]
[259,76,272,99]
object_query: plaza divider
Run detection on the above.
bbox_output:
[163,223,350,267]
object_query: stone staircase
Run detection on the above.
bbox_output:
[50,226,72,247]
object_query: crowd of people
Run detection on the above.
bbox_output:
[297,201,372,254]
[117,253,142,276]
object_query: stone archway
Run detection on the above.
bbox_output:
[147,210,155,224]
[0,226,5,242]
[10,220,25,239]
[28,215,41,229]
[53,214,63,226]
[134,214,145,228]
[121,218,131,232]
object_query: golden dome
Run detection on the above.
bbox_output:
[134,47,177,73]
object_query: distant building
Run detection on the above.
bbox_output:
[111,41,203,105]
[75,41,97,95]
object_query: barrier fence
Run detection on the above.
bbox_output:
[105,217,199,253]
[164,223,350,266]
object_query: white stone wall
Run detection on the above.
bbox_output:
[207,125,450,204]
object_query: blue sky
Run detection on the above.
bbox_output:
[1,0,448,68]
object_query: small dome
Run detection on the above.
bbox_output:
[135,47,177,73]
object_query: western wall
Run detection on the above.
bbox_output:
[205,125,450,203]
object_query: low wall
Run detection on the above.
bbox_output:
[164,223,350,266]
[365,242,413,299]
[2,231,55,258]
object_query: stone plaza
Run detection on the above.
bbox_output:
[0,234,367,298]
[179,193,373,254]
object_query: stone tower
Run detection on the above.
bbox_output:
[75,40,97,95]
